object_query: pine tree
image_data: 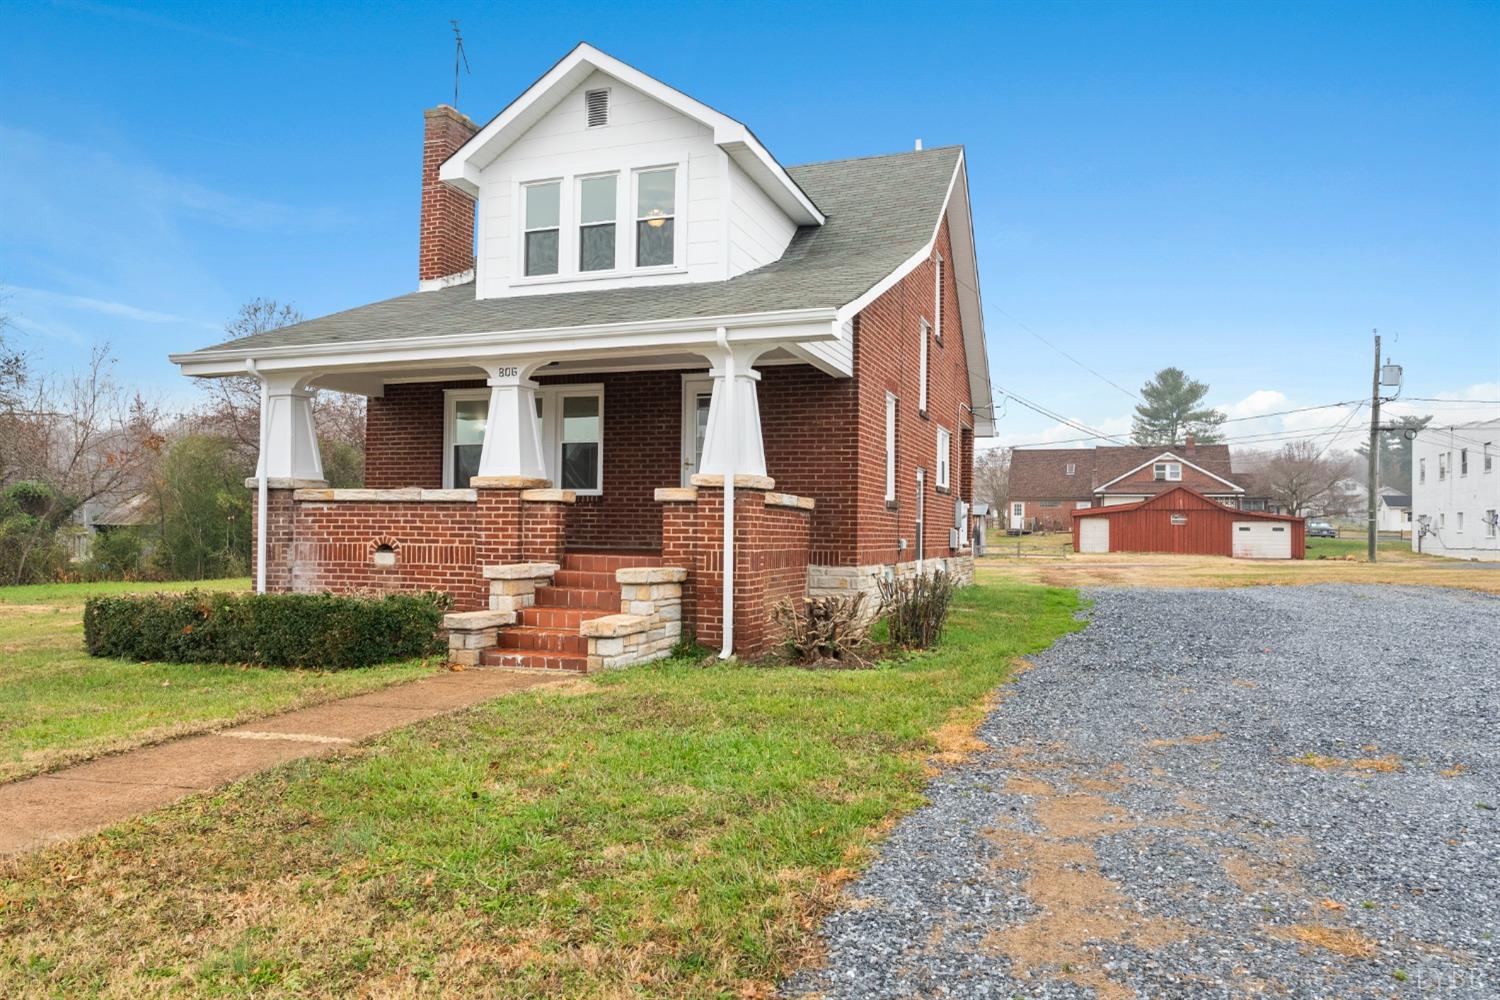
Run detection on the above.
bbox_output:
[1130,368,1226,445]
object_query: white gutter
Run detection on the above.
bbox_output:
[716,326,735,660]
[246,359,268,594]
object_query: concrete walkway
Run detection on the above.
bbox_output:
[0,669,566,857]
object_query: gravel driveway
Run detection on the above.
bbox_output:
[786,585,1498,998]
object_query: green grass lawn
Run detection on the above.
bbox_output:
[0,578,436,782]
[1305,536,1419,560]
[0,580,1083,999]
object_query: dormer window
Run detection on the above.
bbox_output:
[635,168,676,267]
[523,181,561,276]
[578,173,617,271]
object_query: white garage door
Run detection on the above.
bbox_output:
[1232,521,1291,559]
[1079,518,1110,553]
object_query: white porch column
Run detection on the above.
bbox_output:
[476,361,548,482]
[257,373,325,482]
[698,344,769,479]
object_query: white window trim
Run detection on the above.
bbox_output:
[632,164,683,272]
[520,179,563,278]
[1456,511,1464,533]
[575,170,620,274]
[510,161,687,287]
[933,253,944,344]
[936,425,952,489]
[442,384,605,494]
[1065,462,1076,476]
[918,317,930,414]
[885,392,898,503]
[1153,461,1182,482]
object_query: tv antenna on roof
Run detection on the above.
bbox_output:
[450,20,471,108]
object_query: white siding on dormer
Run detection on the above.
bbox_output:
[475,71,725,298]
[469,70,803,300]
[726,158,797,277]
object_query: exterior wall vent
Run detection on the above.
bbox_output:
[585,89,609,128]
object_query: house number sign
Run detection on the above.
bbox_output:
[492,365,520,378]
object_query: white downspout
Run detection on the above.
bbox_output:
[246,359,268,594]
[716,327,735,660]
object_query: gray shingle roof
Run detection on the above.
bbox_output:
[187,146,962,356]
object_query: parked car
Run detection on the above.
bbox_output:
[1307,521,1337,538]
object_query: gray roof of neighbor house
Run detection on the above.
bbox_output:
[1381,492,1412,508]
[185,146,963,356]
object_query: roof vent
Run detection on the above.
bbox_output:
[585,88,609,128]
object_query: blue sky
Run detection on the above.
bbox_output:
[2,0,1497,446]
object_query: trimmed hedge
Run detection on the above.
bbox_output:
[83,590,451,669]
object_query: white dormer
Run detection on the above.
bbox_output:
[439,44,823,299]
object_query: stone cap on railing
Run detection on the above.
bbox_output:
[689,473,775,491]
[244,477,328,490]
[580,613,651,638]
[443,609,515,630]
[469,475,550,489]
[482,562,560,580]
[616,566,687,584]
[764,492,815,511]
[291,487,477,502]
[519,488,576,504]
[654,487,697,502]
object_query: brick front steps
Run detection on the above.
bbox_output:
[479,551,667,673]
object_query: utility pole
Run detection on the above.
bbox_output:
[1367,331,1380,562]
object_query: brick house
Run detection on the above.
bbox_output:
[170,44,993,667]
[1005,439,1266,532]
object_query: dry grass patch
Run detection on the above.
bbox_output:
[1291,753,1403,774]
[1265,923,1379,960]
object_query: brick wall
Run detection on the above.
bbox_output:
[759,366,858,564]
[419,106,478,284]
[365,381,459,488]
[850,218,974,566]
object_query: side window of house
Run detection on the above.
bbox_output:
[885,392,897,503]
[936,426,951,489]
[635,168,676,267]
[1460,448,1468,476]
[1419,457,1425,484]
[1457,511,1465,533]
[933,253,944,344]
[559,394,602,492]
[523,181,561,276]
[578,174,617,272]
[1486,442,1494,472]
[451,397,488,489]
[445,389,601,492]
[918,318,930,414]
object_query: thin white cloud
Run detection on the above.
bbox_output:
[1222,389,1287,418]
[8,286,217,329]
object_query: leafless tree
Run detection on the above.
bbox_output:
[973,446,1011,512]
[1,346,164,584]
[1238,441,1356,517]
[193,298,366,458]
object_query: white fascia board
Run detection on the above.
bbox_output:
[833,152,994,436]
[1095,452,1245,492]
[170,308,838,379]
[438,42,823,225]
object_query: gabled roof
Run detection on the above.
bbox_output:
[1008,444,1241,499]
[1070,485,1302,522]
[172,147,970,362]
[439,42,823,227]
[1094,450,1243,493]
[1380,492,1412,508]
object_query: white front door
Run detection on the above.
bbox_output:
[680,375,715,486]
[1010,501,1025,531]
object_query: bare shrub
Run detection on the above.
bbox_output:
[878,570,957,649]
[771,593,871,667]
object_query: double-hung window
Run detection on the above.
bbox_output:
[523,181,561,276]
[558,392,602,492]
[1419,457,1426,484]
[918,318,931,414]
[578,174,617,272]
[635,167,676,267]
[1153,462,1182,481]
[1460,448,1469,476]
[1439,453,1448,480]
[443,386,603,494]
[933,253,944,344]
[885,393,898,503]
[936,426,952,489]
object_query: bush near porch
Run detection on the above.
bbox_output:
[0,580,1083,998]
[83,590,450,669]
[0,578,434,782]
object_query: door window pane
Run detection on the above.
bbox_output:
[452,398,487,489]
[560,395,600,491]
[636,168,676,267]
[693,391,712,474]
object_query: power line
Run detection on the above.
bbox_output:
[991,306,1142,402]
[992,384,1130,445]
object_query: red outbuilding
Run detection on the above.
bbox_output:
[1070,486,1305,559]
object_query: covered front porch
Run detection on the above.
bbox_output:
[215,322,832,662]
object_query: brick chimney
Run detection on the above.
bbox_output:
[1184,432,1197,457]
[419,105,479,286]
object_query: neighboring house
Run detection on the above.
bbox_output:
[1071,486,1305,559]
[169,43,992,664]
[1374,487,1412,535]
[67,492,155,562]
[1411,418,1500,561]
[1006,438,1266,532]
